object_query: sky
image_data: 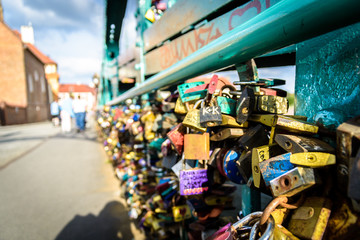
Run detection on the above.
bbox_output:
[2,0,104,85]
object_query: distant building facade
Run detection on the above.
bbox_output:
[0,19,57,125]
[58,84,96,111]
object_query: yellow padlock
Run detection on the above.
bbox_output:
[182,100,207,132]
[290,152,336,168]
[252,144,284,188]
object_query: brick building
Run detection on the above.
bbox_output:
[0,19,56,125]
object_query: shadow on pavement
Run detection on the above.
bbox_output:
[55,201,136,240]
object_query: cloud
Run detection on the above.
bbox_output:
[3,0,103,33]
[2,0,104,85]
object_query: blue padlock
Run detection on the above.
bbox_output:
[259,152,295,186]
[223,149,246,184]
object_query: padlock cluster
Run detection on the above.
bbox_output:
[97,74,360,240]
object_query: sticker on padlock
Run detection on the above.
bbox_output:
[270,167,317,197]
[287,197,332,240]
[290,152,336,168]
[275,134,335,153]
[252,144,285,188]
[260,153,295,186]
[172,205,192,222]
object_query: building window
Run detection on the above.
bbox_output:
[28,74,33,92]
[34,70,39,81]
[45,64,56,74]
[40,76,46,93]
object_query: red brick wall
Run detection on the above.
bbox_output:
[0,22,27,107]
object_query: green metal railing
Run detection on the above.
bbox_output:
[107,0,360,106]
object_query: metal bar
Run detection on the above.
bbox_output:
[107,0,360,105]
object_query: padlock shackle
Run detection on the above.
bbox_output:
[249,215,275,240]
[231,211,263,230]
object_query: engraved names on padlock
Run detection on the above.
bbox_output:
[180,169,209,195]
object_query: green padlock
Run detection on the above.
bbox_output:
[216,96,236,116]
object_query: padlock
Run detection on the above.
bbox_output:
[275,134,335,153]
[336,115,360,195]
[287,197,332,240]
[174,97,193,115]
[178,81,206,102]
[259,87,287,97]
[199,98,222,127]
[204,195,233,206]
[270,167,317,197]
[216,85,237,116]
[167,123,186,155]
[216,147,230,177]
[249,114,319,134]
[238,124,269,151]
[236,150,253,184]
[255,95,289,114]
[179,160,209,196]
[223,149,246,184]
[234,78,286,87]
[325,199,360,239]
[252,144,285,188]
[210,128,246,141]
[217,96,237,116]
[260,153,295,186]
[182,100,207,132]
[256,196,302,240]
[348,148,360,202]
[183,132,209,160]
[235,87,255,124]
[232,211,275,240]
[290,152,336,168]
[220,114,248,128]
[172,195,192,222]
[162,113,178,129]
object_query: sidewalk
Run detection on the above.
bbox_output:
[0,121,61,169]
[0,119,145,240]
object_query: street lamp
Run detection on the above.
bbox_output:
[92,73,100,109]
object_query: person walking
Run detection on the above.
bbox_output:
[50,100,60,126]
[60,94,75,133]
[73,95,87,132]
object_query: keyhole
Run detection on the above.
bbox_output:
[285,141,292,150]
